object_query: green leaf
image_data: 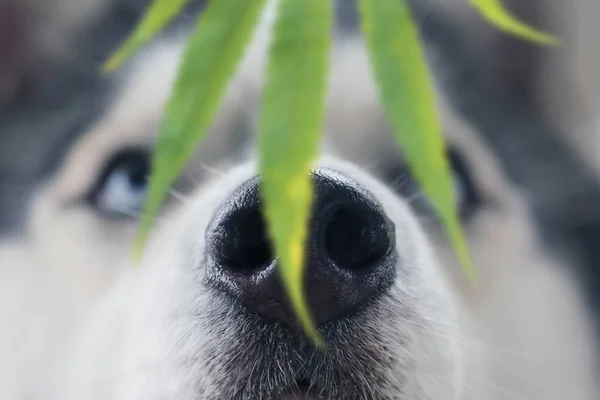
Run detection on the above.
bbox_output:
[135,0,267,257]
[359,0,475,281]
[469,0,559,46]
[259,0,332,346]
[104,0,190,72]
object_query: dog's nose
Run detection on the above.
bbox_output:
[205,168,396,329]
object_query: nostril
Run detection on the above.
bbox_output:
[324,206,394,271]
[218,210,274,272]
[324,208,368,269]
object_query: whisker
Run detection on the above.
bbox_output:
[360,158,387,173]
[116,208,168,225]
[200,163,226,177]
[389,174,412,192]
[167,188,191,204]
[404,190,426,205]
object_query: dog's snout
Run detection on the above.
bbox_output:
[205,168,396,329]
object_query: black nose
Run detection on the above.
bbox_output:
[205,168,396,329]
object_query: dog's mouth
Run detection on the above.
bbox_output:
[196,309,390,399]
[212,318,392,399]
[196,278,407,399]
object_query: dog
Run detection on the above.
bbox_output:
[0,0,597,398]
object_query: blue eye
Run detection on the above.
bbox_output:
[88,149,150,218]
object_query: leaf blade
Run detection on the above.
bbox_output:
[104,0,191,72]
[259,0,332,346]
[359,0,475,281]
[135,0,267,256]
[469,0,558,46]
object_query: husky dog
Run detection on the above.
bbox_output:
[0,0,598,399]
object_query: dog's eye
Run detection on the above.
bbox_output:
[88,149,150,218]
[446,149,479,217]
[384,149,480,218]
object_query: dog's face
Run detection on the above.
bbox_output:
[1,4,598,400]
